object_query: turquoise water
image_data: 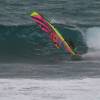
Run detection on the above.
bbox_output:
[0,24,87,61]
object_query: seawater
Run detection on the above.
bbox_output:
[0,0,100,100]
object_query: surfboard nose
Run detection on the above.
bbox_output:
[31,11,39,17]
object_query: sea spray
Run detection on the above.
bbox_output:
[83,27,100,59]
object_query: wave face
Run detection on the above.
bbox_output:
[0,24,87,61]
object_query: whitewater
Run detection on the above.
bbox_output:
[0,78,100,100]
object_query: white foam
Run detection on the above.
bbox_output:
[0,78,100,100]
[86,27,100,50]
[83,27,100,59]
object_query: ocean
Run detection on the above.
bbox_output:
[0,0,100,100]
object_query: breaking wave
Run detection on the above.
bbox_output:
[0,24,87,61]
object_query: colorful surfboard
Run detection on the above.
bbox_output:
[31,11,80,58]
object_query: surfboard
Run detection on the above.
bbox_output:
[30,11,81,59]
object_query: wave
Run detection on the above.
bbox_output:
[0,24,87,61]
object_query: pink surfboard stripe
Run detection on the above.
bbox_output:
[32,17,51,33]
[34,15,50,28]
[41,27,50,33]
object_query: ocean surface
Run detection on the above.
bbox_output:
[0,0,100,100]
